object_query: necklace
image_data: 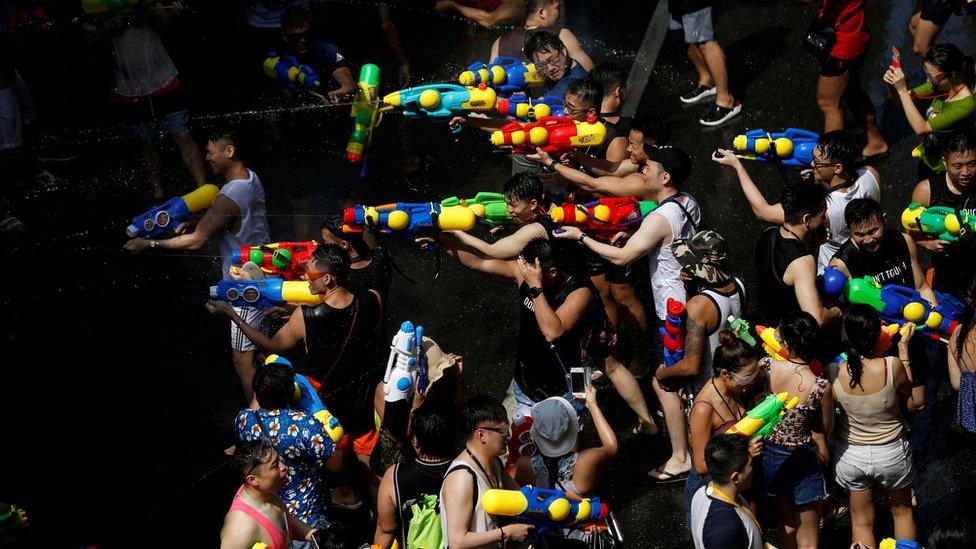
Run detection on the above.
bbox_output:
[465,447,497,490]
[708,482,762,533]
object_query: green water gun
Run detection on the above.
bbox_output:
[727,315,757,347]
[725,392,800,439]
[441,192,512,226]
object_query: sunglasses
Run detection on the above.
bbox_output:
[479,425,511,440]
[925,70,945,83]
[305,263,327,281]
[285,29,310,44]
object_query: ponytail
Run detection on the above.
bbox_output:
[841,305,882,390]
[778,312,822,364]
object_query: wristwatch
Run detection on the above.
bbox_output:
[528,286,544,299]
[547,158,558,171]
[149,240,159,249]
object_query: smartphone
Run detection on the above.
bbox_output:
[569,366,591,399]
[890,46,901,69]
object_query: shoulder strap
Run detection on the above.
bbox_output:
[319,295,361,387]
[447,463,481,512]
[659,193,701,231]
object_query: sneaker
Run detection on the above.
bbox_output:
[679,83,716,104]
[0,215,25,234]
[700,101,742,126]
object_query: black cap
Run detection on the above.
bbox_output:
[645,144,692,186]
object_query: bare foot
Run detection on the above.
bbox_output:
[633,420,660,437]
[861,142,888,159]
[224,444,237,456]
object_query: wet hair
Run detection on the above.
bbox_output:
[924,43,975,89]
[816,130,858,175]
[955,277,976,365]
[463,394,508,437]
[410,405,456,459]
[941,130,976,159]
[844,197,884,230]
[232,438,275,480]
[208,128,244,161]
[590,64,626,96]
[521,238,557,272]
[321,217,372,259]
[310,243,350,285]
[566,77,603,110]
[713,330,759,376]
[252,362,295,410]
[629,113,668,145]
[781,181,827,225]
[840,305,882,390]
[928,511,976,549]
[280,5,311,32]
[503,172,545,204]
[704,435,750,484]
[777,311,821,364]
[524,31,564,61]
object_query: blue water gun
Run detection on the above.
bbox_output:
[209,279,324,309]
[482,486,609,533]
[126,184,219,238]
[263,52,322,91]
[459,56,547,96]
[341,202,478,234]
[264,354,345,443]
[495,93,564,121]
[879,539,921,549]
[381,83,497,132]
[732,128,819,168]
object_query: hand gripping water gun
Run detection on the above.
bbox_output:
[126,183,219,238]
[384,321,429,403]
[901,202,976,243]
[548,197,657,237]
[263,53,322,91]
[505,411,537,469]
[754,324,789,361]
[82,0,154,14]
[843,276,962,342]
[0,502,28,530]
[265,355,344,443]
[209,279,324,309]
[727,315,758,347]
[732,128,819,168]
[495,94,564,121]
[347,63,382,164]
[342,202,478,234]
[440,192,512,227]
[458,56,545,96]
[660,298,686,367]
[232,241,318,280]
[880,539,922,549]
[381,83,497,132]
[726,392,800,439]
[491,116,606,155]
[482,486,608,533]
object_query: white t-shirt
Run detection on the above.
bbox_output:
[818,167,881,272]
[649,194,701,319]
[218,169,271,279]
[112,25,179,97]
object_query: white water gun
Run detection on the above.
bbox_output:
[384,321,426,403]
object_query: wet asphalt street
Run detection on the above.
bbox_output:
[1,0,975,547]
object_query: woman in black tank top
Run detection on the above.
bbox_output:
[755,227,811,326]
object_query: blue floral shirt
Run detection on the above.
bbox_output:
[236,408,335,524]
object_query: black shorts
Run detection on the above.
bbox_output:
[584,249,634,283]
[920,0,958,27]
[820,55,863,77]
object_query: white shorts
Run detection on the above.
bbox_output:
[230,305,269,353]
[833,437,915,492]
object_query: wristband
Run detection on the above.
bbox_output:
[548,158,558,171]
[578,233,586,246]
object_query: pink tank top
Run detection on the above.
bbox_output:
[227,486,290,549]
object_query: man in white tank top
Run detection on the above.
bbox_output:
[124,130,270,402]
[712,130,881,273]
[552,145,702,482]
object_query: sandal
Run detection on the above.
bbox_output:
[646,465,689,483]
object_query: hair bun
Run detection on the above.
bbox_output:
[718,329,737,346]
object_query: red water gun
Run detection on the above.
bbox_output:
[232,241,319,280]
[548,197,658,239]
[490,115,607,155]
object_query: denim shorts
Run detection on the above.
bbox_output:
[669,7,715,44]
[834,437,914,492]
[763,441,827,506]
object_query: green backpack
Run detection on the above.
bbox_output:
[405,493,442,549]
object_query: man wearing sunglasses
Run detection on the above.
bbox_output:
[278,6,356,102]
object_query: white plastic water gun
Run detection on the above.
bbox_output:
[384,320,426,403]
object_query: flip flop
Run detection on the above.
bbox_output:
[646,466,689,483]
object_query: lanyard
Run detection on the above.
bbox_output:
[708,482,762,534]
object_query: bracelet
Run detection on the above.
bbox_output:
[499,526,506,547]
[548,158,558,171]
[578,233,586,245]
[902,359,911,369]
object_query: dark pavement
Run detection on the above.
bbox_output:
[1,0,975,547]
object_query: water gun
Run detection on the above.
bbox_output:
[732,128,819,168]
[82,0,154,14]
[492,116,606,155]
[548,197,657,238]
[381,83,497,132]
[843,276,962,342]
[901,202,976,243]
[263,53,322,91]
[754,324,789,361]
[209,279,323,309]
[0,502,28,530]
[726,392,800,439]
[440,192,512,227]
[890,46,901,69]
[880,539,921,549]
[727,315,757,347]
[482,486,608,533]
[232,241,318,281]
[3,4,50,30]
[458,56,545,96]
[660,298,686,367]
[126,183,219,238]
[342,202,478,234]
[495,94,564,121]
[831,323,901,364]
[384,321,428,404]
[505,411,536,469]
[347,63,382,164]
[265,355,344,443]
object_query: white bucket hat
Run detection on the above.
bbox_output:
[529,397,579,457]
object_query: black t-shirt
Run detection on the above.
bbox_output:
[516,277,591,402]
[302,289,382,433]
[755,227,811,326]
[701,498,750,548]
[348,247,393,302]
[833,228,915,288]
[927,172,976,295]
[393,458,452,549]
[532,215,587,277]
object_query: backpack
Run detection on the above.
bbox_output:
[405,493,442,549]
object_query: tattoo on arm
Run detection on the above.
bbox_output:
[684,316,704,357]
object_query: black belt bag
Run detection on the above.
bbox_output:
[802,9,857,64]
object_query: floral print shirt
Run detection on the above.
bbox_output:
[767,376,829,447]
[236,408,335,524]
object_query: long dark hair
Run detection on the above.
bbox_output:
[777,311,821,364]
[956,278,976,364]
[841,305,881,390]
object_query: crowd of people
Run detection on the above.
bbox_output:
[5,0,976,547]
